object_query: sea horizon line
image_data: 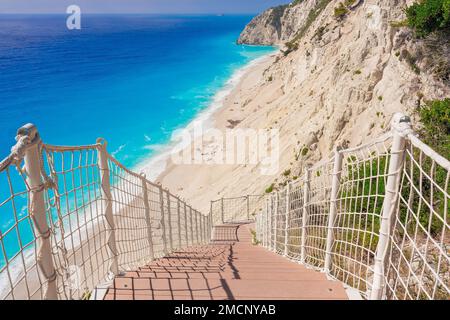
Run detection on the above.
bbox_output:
[0,12,260,16]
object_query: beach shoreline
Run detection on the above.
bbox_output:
[139,51,279,213]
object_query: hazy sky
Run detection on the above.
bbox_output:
[0,0,293,14]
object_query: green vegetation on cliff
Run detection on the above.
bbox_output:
[406,0,450,36]
[284,0,332,55]
[418,98,450,158]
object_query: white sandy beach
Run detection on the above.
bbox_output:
[141,53,281,213]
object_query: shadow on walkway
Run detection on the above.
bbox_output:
[104,224,347,300]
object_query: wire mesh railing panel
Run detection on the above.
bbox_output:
[275,190,287,254]
[187,206,194,246]
[287,179,305,261]
[248,195,265,220]
[224,197,247,223]
[0,166,44,300]
[210,195,265,226]
[0,126,211,300]
[169,194,181,249]
[264,199,270,249]
[192,210,199,245]
[385,136,450,300]
[259,204,266,248]
[107,156,152,272]
[255,213,262,242]
[331,134,392,296]
[145,182,165,259]
[2,116,450,300]
[42,145,110,300]
[162,190,172,251]
[303,159,334,269]
[210,200,221,226]
[180,203,188,248]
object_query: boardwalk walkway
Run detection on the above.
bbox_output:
[104,224,347,300]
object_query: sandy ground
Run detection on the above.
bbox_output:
[145,53,281,214]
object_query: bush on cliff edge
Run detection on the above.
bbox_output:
[406,0,450,36]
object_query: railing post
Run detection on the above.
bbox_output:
[269,195,274,250]
[265,197,270,248]
[208,203,213,242]
[158,186,168,255]
[370,114,411,300]
[202,214,206,244]
[97,138,119,276]
[207,213,210,243]
[20,125,58,300]
[197,212,201,244]
[195,210,199,244]
[221,198,225,224]
[325,147,343,274]
[183,202,188,246]
[301,167,311,263]
[165,190,173,252]
[263,198,267,248]
[189,206,194,245]
[140,173,154,262]
[203,214,207,244]
[199,214,203,244]
[207,212,210,243]
[273,191,279,252]
[284,183,290,257]
[246,195,250,221]
[177,198,182,249]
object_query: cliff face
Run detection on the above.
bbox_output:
[236,0,449,153]
[231,0,449,195]
[237,1,321,45]
[157,0,450,212]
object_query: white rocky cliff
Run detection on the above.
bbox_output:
[157,0,449,212]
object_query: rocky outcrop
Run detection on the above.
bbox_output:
[237,4,289,45]
[159,0,450,212]
[237,0,322,45]
[232,0,450,193]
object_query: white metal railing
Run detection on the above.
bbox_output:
[210,194,265,226]
[0,124,211,300]
[1,111,448,301]
[255,113,449,300]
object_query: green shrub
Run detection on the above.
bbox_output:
[250,229,261,245]
[344,0,357,6]
[390,20,409,28]
[283,40,299,56]
[283,169,291,176]
[418,98,450,157]
[406,0,450,36]
[265,183,275,193]
[314,26,327,41]
[401,49,421,74]
[284,0,332,54]
[334,2,349,20]
[301,147,309,156]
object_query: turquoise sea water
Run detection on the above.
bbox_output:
[0,14,274,270]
